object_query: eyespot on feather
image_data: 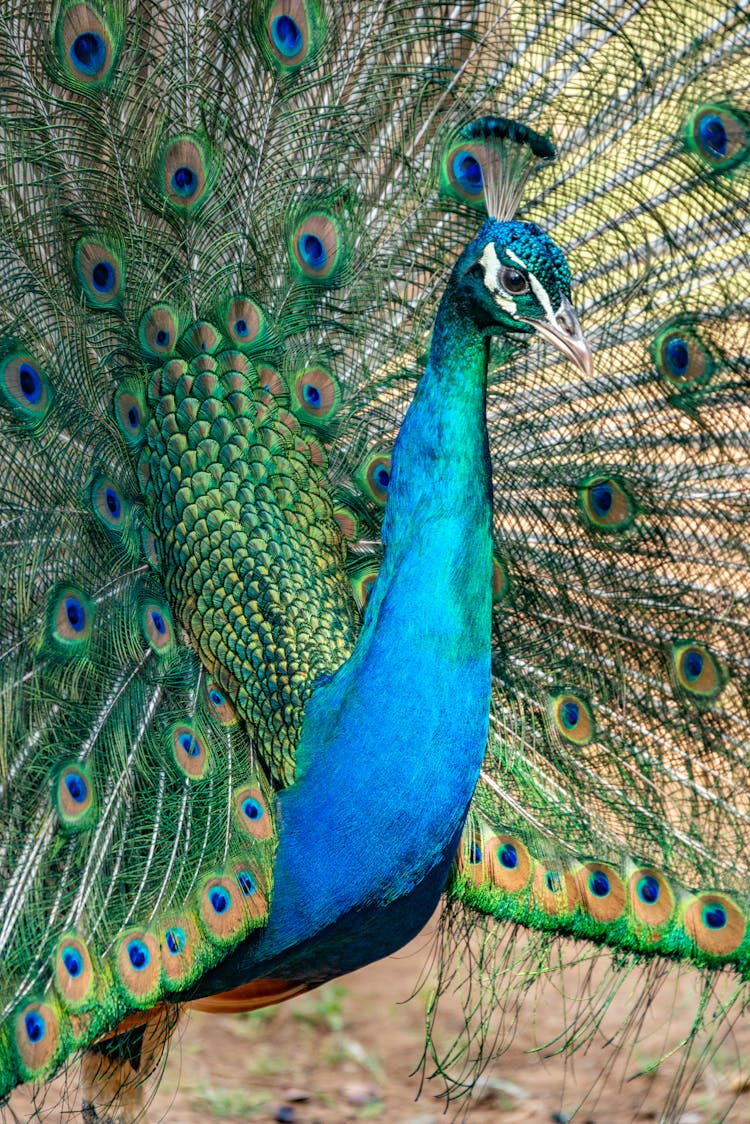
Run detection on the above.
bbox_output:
[549,691,595,746]
[682,894,746,958]
[140,599,175,655]
[180,321,223,357]
[114,385,147,446]
[257,365,285,397]
[356,450,391,505]
[221,297,268,350]
[672,641,726,701]
[487,835,533,893]
[47,583,94,656]
[263,0,323,69]
[160,914,201,988]
[456,827,486,887]
[653,323,714,391]
[577,862,626,923]
[441,141,487,205]
[532,865,579,916]
[74,238,124,307]
[291,366,341,426]
[114,931,160,1004]
[13,1001,61,1080]
[231,862,268,922]
[234,786,274,840]
[53,764,96,831]
[206,681,239,726]
[289,212,346,284]
[577,474,635,532]
[350,562,379,610]
[157,135,212,211]
[139,304,180,359]
[628,868,674,928]
[54,935,95,1008]
[685,103,750,171]
[199,874,248,945]
[53,2,120,89]
[170,723,209,779]
[0,352,53,423]
[90,476,130,538]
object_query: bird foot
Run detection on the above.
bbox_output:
[80,1006,180,1124]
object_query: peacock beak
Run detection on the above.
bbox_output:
[524,299,594,378]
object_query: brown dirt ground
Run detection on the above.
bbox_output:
[8,921,750,1124]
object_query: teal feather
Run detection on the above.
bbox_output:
[0,1,748,1121]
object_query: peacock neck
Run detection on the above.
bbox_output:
[214,279,497,982]
[378,285,493,604]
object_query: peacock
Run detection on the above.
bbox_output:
[0,0,748,1120]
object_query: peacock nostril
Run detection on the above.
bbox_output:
[556,307,576,335]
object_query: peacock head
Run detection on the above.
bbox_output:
[445,117,592,376]
[454,217,593,377]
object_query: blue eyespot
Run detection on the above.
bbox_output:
[92,261,115,293]
[588,870,610,898]
[498,843,518,870]
[560,701,580,729]
[590,482,613,517]
[299,233,326,270]
[374,466,390,490]
[18,362,42,405]
[637,875,660,905]
[698,114,728,158]
[452,151,483,195]
[171,166,197,197]
[303,383,321,407]
[62,947,84,977]
[209,688,225,706]
[105,487,121,518]
[64,772,88,804]
[664,337,690,379]
[150,610,166,635]
[71,32,106,75]
[165,927,186,954]
[237,871,256,896]
[683,648,704,681]
[242,798,263,821]
[702,903,727,930]
[234,318,249,338]
[468,843,482,864]
[272,14,303,57]
[65,596,86,632]
[24,1011,45,1043]
[546,871,562,893]
[178,732,199,757]
[210,887,230,914]
[127,939,150,970]
[126,405,140,429]
[155,329,170,347]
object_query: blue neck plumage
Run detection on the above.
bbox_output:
[199,269,495,989]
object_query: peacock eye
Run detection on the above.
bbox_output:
[498,267,529,295]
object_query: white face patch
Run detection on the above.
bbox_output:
[506,248,526,270]
[479,243,517,316]
[527,270,555,325]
